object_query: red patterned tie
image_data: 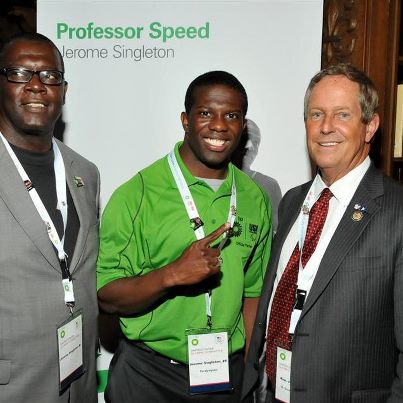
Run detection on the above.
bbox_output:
[265,188,333,387]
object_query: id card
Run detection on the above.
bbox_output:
[275,347,291,403]
[187,331,230,394]
[57,310,84,391]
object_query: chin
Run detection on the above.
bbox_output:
[21,126,51,136]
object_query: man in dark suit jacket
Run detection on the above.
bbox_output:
[0,33,99,402]
[242,64,403,402]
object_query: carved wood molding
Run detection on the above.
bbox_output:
[322,0,358,66]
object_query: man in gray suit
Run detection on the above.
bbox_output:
[243,64,403,402]
[0,33,99,402]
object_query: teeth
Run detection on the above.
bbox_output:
[25,103,45,108]
[320,142,337,147]
[205,138,225,146]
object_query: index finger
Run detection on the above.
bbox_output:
[201,223,230,247]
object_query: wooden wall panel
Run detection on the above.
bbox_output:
[322,0,400,176]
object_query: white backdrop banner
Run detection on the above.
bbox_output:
[37,0,323,400]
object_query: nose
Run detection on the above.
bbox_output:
[320,114,335,135]
[209,114,228,132]
[24,73,46,93]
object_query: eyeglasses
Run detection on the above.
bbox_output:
[0,67,64,85]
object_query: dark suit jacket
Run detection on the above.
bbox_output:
[0,138,100,403]
[242,165,403,403]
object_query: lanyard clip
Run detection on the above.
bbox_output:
[60,258,71,281]
[293,289,307,311]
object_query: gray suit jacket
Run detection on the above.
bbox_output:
[242,165,403,403]
[0,138,100,403]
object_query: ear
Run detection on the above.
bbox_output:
[181,111,189,132]
[365,113,379,143]
[62,81,68,105]
[242,117,247,131]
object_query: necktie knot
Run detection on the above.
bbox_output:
[314,188,333,208]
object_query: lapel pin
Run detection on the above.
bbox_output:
[301,204,310,215]
[73,176,85,187]
[352,203,365,222]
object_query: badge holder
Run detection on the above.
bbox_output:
[57,309,85,392]
[186,327,232,395]
[273,339,292,403]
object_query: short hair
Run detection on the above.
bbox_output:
[303,64,379,124]
[184,70,248,116]
[0,32,65,72]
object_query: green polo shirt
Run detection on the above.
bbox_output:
[97,142,272,363]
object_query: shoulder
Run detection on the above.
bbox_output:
[55,139,98,174]
[106,154,168,209]
[362,165,403,207]
[282,181,311,204]
[234,165,269,200]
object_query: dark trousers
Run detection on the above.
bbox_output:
[105,338,245,403]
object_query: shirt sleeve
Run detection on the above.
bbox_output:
[96,174,145,291]
[243,191,273,298]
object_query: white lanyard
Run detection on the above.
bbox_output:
[289,178,325,334]
[0,133,74,311]
[167,150,236,327]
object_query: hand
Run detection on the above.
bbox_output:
[166,223,229,287]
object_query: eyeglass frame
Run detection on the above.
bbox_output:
[0,67,65,86]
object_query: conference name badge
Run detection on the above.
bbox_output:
[187,330,230,394]
[57,310,84,392]
[275,347,291,403]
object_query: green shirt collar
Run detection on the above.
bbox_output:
[170,141,237,194]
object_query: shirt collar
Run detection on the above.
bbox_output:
[313,156,371,207]
[170,141,235,193]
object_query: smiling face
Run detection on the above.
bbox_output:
[0,39,67,151]
[305,75,379,185]
[179,84,246,179]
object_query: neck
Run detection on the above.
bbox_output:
[179,143,229,180]
[0,130,53,153]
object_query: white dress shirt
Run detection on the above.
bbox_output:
[266,156,371,332]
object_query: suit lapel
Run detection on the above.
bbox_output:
[60,143,89,274]
[0,140,61,272]
[300,166,383,319]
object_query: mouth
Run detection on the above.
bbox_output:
[21,102,47,111]
[203,137,228,151]
[319,141,340,147]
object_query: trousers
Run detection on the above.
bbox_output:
[105,338,245,403]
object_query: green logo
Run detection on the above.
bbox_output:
[280,352,286,361]
[60,330,65,339]
[64,284,70,291]
[191,339,198,346]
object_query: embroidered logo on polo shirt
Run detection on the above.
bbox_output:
[232,221,242,237]
[232,216,259,248]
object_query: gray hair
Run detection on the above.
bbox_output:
[303,64,379,124]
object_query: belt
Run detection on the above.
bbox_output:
[125,339,185,365]
[125,338,243,365]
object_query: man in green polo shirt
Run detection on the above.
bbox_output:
[97,70,272,402]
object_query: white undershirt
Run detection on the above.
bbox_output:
[266,157,371,333]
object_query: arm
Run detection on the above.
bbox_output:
[241,191,272,357]
[243,297,260,356]
[390,240,403,401]
[98,223,229,315]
